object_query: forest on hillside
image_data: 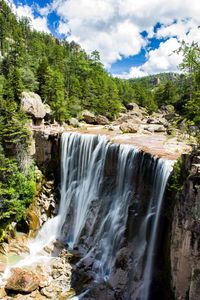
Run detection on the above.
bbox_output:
[0,0,200,239]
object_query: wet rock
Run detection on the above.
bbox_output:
[27,209,40,234]
[7,236,30,256]
[109,268,127,289]
[120,123,139,133]
[5,268,40,292]
[85,283,115,300]
[59,288,76,300]
[28,179,56,237]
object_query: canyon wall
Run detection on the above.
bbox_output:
[169,151,200,299]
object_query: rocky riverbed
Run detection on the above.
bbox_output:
[0,177,75,300]
[0,236,74,299]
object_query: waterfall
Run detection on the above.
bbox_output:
[139,159,173,300]
[57,132,173,299]
[0,131,173,299]
[58,132,109,247]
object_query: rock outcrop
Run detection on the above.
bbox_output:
[82,110,109,125]
[6,268,40,292]
[27,179,57,237]
[1,247,73,299]
[95,115,109,125]
[125,102,140,111]
[82,110,96,124]
[32,127,62,177]
[21,92,47,125]
[120,122,139,133]
[170,151,200,300]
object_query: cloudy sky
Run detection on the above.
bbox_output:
[9,0,200,78]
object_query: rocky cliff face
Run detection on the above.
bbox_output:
[170,151,200,300]
[32,128,62,181]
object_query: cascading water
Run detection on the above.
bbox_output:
[56,132,173,299]
[140,160,173,300]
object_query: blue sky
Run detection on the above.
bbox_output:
[11,0,200,78]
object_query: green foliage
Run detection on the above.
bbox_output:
[153,80,178,107]
[175,42,200,126]
[0,150,36,240]
[20,66,38,92]
[0,90,35,240]
[168,157,188,194]
[3,67,24,103]
[185,91,200,124]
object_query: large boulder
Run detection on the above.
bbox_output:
[21,92,47,124]
[114,114,141,125]
[82,110,96,124]
[125,103,139,111]
[96,115,109,125]
[120,123,139,133]
[5,268,40,293]
[68,118,80,127]
[147,117,168,127]
[144,124,166,133]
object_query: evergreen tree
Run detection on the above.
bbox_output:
[37,57,53,103]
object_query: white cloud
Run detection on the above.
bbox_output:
[9,0,200,75]
[117,38,183,79]
[114,67,148,79]
[156,19,199,41]
[8,2,50,33]
[142,38,183,73]
[44,0,200,71]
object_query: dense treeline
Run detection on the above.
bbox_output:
[1,1,199,123]
[0,0,200,238]
[0,0,160,122]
